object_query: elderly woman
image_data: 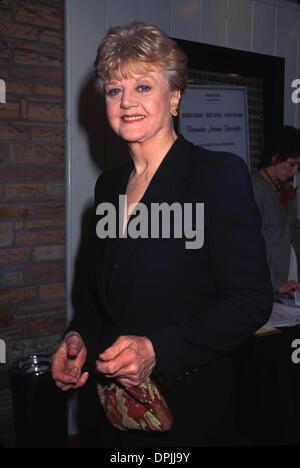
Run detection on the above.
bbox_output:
[52,22,272,447]
[251,127,300,299]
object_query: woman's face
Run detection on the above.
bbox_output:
[273,155,300,182]
[104,64,180,145]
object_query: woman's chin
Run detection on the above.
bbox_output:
[121,133,147,144]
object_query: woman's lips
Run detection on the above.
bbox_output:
[121,115,145,123]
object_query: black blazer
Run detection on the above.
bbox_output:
[71,135,273,445]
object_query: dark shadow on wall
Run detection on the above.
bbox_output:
[71,72,130,313]
[72,71,130,314]
[68,73,130,445]
[78,73,130,172]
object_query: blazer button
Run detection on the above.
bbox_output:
[113,263,119,270]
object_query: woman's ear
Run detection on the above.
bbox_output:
[271,155,278,166]
[172,89,181,109]
[170,90,181,116]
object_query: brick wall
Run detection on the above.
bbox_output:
[0,2,65,443]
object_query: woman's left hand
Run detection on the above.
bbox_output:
[96,335,156,387]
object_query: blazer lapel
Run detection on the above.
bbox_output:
[112,135,194,263]
[95,162,133,311]
[96,135,195,314]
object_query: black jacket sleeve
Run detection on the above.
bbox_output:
[67,174,117,371]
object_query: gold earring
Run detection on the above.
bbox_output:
[171,106,178,116]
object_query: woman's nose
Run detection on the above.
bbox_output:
[120,89,137,108]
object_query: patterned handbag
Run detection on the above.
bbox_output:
[96,377,173,431]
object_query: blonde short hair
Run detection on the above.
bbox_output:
[95,21,188,93]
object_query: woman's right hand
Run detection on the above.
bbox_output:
[52,331,89,391]
[279,280,300,297]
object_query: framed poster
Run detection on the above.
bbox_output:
[179,85,250,167]
[173,38,284,173]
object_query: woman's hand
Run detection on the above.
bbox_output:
[279,280,300,297]
[52,331,89,391]
[96,335,156,387]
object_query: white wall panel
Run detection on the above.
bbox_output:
[172,0,201,41]
[139,0,172,35]
[276,6,299,125]
[200,0,227,46]
[227,0,252,51]
[105,0,139,30]
[252,1,276,54]
[65,0,106,326]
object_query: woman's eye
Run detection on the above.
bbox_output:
[137,85,151,92]
[106,88,121,97]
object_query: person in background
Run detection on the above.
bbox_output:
[52,21,273,447]
[252,126,300,299]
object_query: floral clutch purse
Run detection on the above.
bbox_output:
[96,377,173,432]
